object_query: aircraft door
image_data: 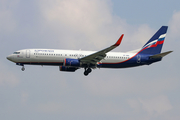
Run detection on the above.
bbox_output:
[26,50,30,58]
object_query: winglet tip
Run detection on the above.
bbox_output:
[113,34,124,46]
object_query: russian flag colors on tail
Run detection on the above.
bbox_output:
[139,26,168,55]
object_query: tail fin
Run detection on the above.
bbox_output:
[139,26,168,55]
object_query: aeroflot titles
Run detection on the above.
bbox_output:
[34,50,54,52]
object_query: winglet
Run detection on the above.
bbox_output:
[113,34,124,46]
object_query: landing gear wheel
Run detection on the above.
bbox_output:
[84,71,89,76]
[21,66,25,71]
[87,68,92,73]
[84,68,92,76]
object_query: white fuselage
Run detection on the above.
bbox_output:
[7,49,136,67]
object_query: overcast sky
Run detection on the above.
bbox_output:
[1,0,180,120]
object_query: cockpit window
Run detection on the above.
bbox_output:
[13,52,20,54]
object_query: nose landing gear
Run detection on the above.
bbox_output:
[16,63,25,71]
[21,66,25,71]
[84,68,92,76]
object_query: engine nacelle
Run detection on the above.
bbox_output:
[59,66,77,72]
[63,58,81,67]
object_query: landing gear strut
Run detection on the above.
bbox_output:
[84,68,92,76]
[21,66,25,71]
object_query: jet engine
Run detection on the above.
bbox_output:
[59,66,78,72]
[63,58,81,67]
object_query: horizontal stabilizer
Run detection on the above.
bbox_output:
[149,51,173,59]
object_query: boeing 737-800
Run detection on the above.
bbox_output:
[7,26,172,76]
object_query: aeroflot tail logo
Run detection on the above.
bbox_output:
[34,50,54,52]
[142,34,166,49]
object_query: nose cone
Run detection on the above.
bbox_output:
[7,55,13,61]
[7,55,10,60]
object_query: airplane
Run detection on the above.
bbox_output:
[7,26,172,76]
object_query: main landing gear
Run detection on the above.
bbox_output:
[84,68,92,76]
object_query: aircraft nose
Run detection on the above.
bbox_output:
[7,55,13,61]
[7,55,10,60]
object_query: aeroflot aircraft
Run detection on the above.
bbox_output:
[7,26,172,76]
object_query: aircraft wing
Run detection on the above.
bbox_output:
[80,34,124,65]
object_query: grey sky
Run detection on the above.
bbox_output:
[1,0,179,120]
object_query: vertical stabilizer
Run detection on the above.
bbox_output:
[139,26,168,55]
